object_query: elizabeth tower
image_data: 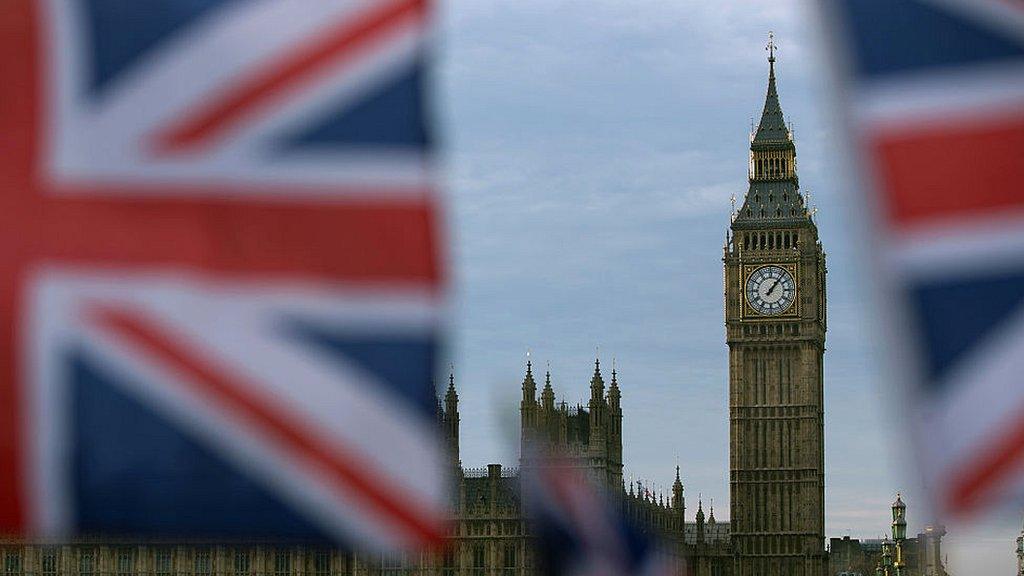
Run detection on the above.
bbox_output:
[724,41,826,576]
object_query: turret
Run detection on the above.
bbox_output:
[921,524,946,576]
[607,363,623,489]
[588,357,607,462]
[891,494,907,541]
[443,371,459,468]
[541,368,555,411]
[696,496,706,545]
[892,494,907,574]
[671,465,685,518]
[522,355,537,405]
[608,363,621,412]
[589,358,605,415]
[520,357,539,458]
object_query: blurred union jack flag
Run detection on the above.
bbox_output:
[819,0,1024,517]
[526,459,679,576]
[0,0,448,550]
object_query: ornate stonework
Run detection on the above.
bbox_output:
[724,45,828,576]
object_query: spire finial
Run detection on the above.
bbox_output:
[766,31,776,63]
[675,465,681,482]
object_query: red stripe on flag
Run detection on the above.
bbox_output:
[870,109,1024,228]
[946,398,1024,516]
[152,0,429,153]
[89,304,447,548]
[0,0,38,533]
[32,190,444,288]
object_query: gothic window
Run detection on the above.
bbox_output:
[40,548,57,576]
[380,553,403,576]
[194,549,212,576]
[3,550,20,576]
[441,547,457,576]
[116,548,133,576]
[313,550,330,576]
[154,549,173,576]
[274,550,291,576]
[503,545,518,574]
[78,550,94,576]
[234,549,251,576]
[472,546,486,576]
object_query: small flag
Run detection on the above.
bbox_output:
[0,0,448,551]
[525,455,680,576]
[818,0,1024,518]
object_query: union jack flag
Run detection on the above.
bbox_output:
[0,0,448,551]
[818,0,1024,518]
[526,459,679,576]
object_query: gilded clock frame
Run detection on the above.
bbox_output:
[741,262,799,319]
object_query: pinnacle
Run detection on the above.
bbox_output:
[752,33,791,149]
[591,357,604,383]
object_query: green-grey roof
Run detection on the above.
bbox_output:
[733,53,812,229]
[734,180,809,228]
[751,56,792,150]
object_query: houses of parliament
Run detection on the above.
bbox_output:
[0,49,949,576]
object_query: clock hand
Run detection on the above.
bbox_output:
[767,277,783,296]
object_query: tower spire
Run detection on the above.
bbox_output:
[590,356,604,395]
[733,33,808,227]
[541,362,555,410]
[752,31,789,147]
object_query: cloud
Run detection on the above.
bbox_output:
[430,1,1015,570]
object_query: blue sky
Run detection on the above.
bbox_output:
[434,1,1019,571]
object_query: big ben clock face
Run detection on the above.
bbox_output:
[746,265,796,316]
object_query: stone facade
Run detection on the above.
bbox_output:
[827,496,946,576]
[723,45,827,576]
[829,532,946,576]
[1018,519,1024,576]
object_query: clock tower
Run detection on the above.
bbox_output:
[724,38,827,576]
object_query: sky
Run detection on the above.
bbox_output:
[433,0,1019,572]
